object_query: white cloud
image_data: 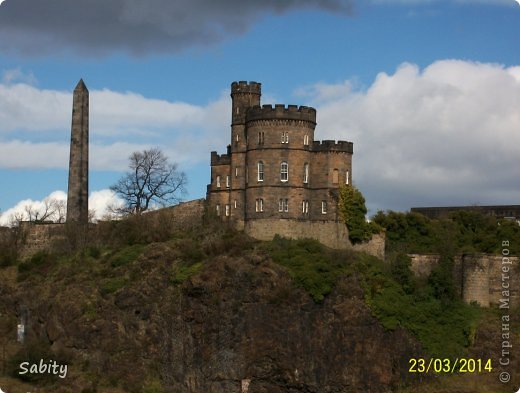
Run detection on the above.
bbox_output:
[0,189,123,226]
[0,80,230,170]
[304,60,520,213]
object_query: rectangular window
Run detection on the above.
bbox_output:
[255,198,264,212]
[321,201,327,214]
[279,199,288,212]
[332,169,339,184]
[281,132,289,144]
[235,167,239,177]
[225,204,230,216]
[281,161,288,182]
[346,170,349,185]
[258,161,264,182]
[216,204,220,216]
[304,134,309,146]
[258,131,264,145]
[302,200,309,214]
[234,200,237,209]
[303,163,309,184]
[226,175,230,188]
[216,175,221,188]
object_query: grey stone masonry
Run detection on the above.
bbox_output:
[66,79,89,223]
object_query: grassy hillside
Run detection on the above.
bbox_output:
[0,211,517,392]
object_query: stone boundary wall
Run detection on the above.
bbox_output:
[165,199,205,229]
[18,222,65,259]
[408,253,519,307]
[244,218,385,258]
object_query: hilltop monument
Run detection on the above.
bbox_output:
[66,79,89,223]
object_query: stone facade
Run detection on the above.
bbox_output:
[207,81,354,249]
[66,79,89,224]
[408,253,519,307]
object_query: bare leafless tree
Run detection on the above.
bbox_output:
[7,197,67,225]
[110,147,187,214]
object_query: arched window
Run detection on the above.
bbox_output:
[258,161,264,182]
[332,169,339,184]
[303,163,309,184]
[280,161,288,182]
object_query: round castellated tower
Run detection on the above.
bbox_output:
[244,104,317,221]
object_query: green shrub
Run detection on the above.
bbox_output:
[264,236,350,302]
[100,277,127,295]
[108,244,145,268]
[356,253,481,358]
[339,185,382,244]
[171,262,203,284]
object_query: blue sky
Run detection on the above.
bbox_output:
[0,0,519,223]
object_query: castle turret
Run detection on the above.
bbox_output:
[66,79,89,224]
[231,81,261,126]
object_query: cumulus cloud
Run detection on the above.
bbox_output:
[0,0,354,56]
[303,60,520,213]
[0,189,123,226]
[0,77,230,170]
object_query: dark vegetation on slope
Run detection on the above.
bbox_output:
[0,209,518,392]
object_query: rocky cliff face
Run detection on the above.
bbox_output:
[0,242,421,393]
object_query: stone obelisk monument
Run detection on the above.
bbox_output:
[66,79,89,223]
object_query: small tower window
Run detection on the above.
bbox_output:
[225,204,230,217]
[235,167,239,177]
[216,175,221,188]
[304,134,309,146]
[281,132,289,144]
[332,169,339,184]
[226,175,230,188]
[281,161,288,182]
[216,204,221,216]
[258,161,264,182]
[303,163,309,184]
[234,200,237,209]
[258,131,264,145]
[255,198,264,212]
[302,200,309,214]
[346,170,349,185]
[236,133,239,142]
[321,201,327,214]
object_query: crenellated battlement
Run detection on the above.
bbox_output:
[246,104,317,124]
[231,81,262,95]
[312,140,353,153]
[210,151,231,166]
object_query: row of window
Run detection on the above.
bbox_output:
[257,161,349,184]
[254,199,327,214]
[216,166,350,187]
[216,199,328,216]
[254,132,310,145]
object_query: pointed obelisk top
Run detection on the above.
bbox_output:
[74,78,88,92]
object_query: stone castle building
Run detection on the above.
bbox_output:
[206,81,355,249]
